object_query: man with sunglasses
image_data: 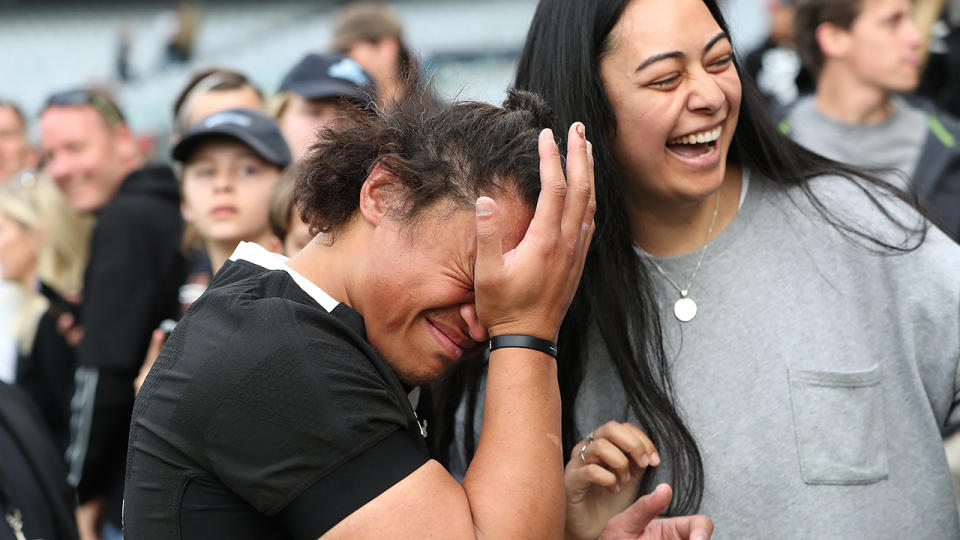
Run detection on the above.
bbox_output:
[38,87,184,539]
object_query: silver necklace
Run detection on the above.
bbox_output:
[645,191,720,322]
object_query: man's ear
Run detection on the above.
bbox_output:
[111,123,141,163]
[816,21,852,62]
[358,160,403,226]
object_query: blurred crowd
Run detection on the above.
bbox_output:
[1,0,960,538]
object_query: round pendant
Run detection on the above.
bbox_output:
[674,297,698,322]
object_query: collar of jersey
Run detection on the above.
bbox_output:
[229,241,340,312]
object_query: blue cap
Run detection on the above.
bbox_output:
[278,53,376,105]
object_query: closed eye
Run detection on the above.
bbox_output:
[707,55,734,71]
[649,74,681,88]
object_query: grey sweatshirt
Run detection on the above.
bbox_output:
[785,95,928,187]
[576,171,960,539]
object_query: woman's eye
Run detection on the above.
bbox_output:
[709,55,734,70]
[650,75,680,88]
[241,165,260,177]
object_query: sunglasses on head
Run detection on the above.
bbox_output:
[43,89,125,127]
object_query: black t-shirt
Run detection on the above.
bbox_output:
[123,259,428,539]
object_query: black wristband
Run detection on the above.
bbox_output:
[489,334,558,358]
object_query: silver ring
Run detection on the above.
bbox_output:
[578,432,596,463]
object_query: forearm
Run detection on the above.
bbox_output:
[462,348,564,539]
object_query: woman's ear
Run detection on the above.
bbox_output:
[358,160,403,226]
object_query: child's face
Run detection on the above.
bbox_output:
[277,94,343,162]
[283,210,314,256]
[181,139,281,247]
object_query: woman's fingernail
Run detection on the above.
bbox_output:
[476,198,493,217]
[586,140,593,157]
[624,470,631,482]
[651,452,661,466]
[576,123,585,138]
[614,483,621,493]
[639,454,650,467]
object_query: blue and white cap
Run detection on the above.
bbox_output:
[278,53,376,105]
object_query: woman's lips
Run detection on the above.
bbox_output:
[666,139,721,169]
[426,318,476,360]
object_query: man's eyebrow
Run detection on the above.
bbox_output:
[634,32,730,73]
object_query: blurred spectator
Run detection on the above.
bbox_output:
[38,87,184,539]
[0,101,36,392]
[170,68,265,315]
[164,2,200,66]
[0,173,89,454]
[269,162,313,255]
[172,108,290,273]
[172,67,264,136]
[134,109,290,396]
[332,1,415,109]
[0,102,36,184]
[918,0,960,117]
[115,21,135,83]
[0,381,79,540]
[744,0,815,116]
[274,53,375,161]
[785,0,960,236]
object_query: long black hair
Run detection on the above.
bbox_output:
[432,0,927,516]
[504,0,924,516]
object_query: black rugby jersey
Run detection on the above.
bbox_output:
[123,257,427,539]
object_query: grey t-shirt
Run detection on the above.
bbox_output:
[577,173,960,538]
[787,96,928,187]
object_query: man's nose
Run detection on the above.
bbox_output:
[44,155,70,184]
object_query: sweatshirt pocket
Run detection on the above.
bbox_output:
[788,364,888,485]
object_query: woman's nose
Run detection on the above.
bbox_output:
[687,70,726,114]
[459,303,489,343]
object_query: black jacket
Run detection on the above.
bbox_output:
[65,165,185,526]
[0,382,79,540]
[910,108,960,238]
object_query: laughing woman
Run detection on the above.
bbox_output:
[507,0,960,537]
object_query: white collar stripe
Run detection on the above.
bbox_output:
[228,242,340,312]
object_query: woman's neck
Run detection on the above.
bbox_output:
[630,165,742,257]
[287,220,362,311]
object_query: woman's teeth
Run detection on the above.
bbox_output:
[668,126,722,145]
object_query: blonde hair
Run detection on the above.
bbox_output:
[0,172,91,355]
